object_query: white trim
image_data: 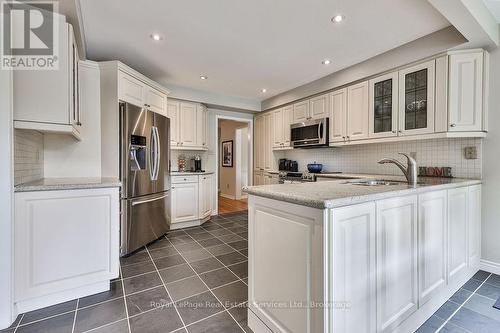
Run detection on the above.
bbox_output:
[480,259,500,275]
[215,115,253,215]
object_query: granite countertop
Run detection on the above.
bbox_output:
[171,171,215,175]
[15,177,122,192]
[243,174,482,209]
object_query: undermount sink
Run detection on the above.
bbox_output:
[346,179,401,186]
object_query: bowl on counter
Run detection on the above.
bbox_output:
[307,162,323,173]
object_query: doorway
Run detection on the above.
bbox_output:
[217,118,252,214]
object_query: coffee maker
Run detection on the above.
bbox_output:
[190,155,203,172]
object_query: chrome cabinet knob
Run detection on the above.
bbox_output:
[392,130,396,133]
[450,124,456,127]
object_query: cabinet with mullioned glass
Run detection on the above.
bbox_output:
[398,60,435,135]
[369,72,398,138]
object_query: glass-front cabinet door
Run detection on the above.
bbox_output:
[369,72,398,138]
[398,60,435,135]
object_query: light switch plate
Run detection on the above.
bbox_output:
[464,146,477,159]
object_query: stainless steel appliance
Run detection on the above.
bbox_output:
[290,118,329,148]
[278,171,316,184]
[191,155,203,172]
[120,102,171,256]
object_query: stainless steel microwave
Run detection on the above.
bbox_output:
[290,118,329,148]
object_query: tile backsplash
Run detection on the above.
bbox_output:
[283,138,482,179]
[14,129,44,185]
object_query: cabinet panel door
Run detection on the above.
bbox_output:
[468,185,481,268]
[309,93,329,120]
[118,71,145,107]
[264,113,273,170]
[167,101,180,146]
[145,87,166,116]
[179,102,198,147]
[399,60,435,135]
[369,72,398,138]
[330,89,347,143]
[273,108,284,148]
[283,105,293,146]
[331,203,376,333]
[171,182,199,223]
[198,175,212,218]
[293,100,309,122]
[418,190,447,306]
[376,195,418,333]
[449,52,483,132]
[448,187,468,283]
[347,81,369,141]
[254,116,264,171]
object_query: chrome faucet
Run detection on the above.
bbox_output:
[378,153,418,185]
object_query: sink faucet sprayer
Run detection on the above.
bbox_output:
[378,153,418,185]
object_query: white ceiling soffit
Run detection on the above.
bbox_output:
[78,0,449,108]
[483,0,500,23]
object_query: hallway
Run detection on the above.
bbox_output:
[218,195,248,215]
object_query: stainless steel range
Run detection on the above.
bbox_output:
[278,171,316,184]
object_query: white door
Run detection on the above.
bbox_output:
[468,185,481,268]
[309,93,329,120]
[347,81,369,141]
[145,87,167,116]
[118,71,145,107]
[398,60,435,135]
[293,100,309,122]
[179,102,198,147]
[283,105,293,147]
[167,101,180,146]
[171,182,199,223]
[448,52,484,132]
[331,202,376,333]
[448,187,468,283]
[369,72,398,138]
[418,190,447,306]
[376,195,418,333]
[273,108,284,148]
[198,175,212,219]
[330,89,347,143]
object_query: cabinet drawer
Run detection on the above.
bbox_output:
[172,175,198,184]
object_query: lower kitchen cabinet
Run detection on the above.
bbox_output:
[448,187,468,283]
[14,187,120,313]
[468,185,482,267]
[170,174,213,229]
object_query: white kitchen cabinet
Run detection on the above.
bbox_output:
[118,71,168,117]
[254,115,265,171]
[283,105,293,146]
[330,88,348,143]
[273,108,284,148]
[399,60,435,136]
[292,100,310,122]
[264,113,274,170]
[167,99,207,150]
[14,187,120,313]
[468,185,481,268]
[417,190,447,306]
[369,72,399,138]
[14,22,82,140]
[309,93,329,119]
[145,87,167,116]
[167,100,180,146]
[171,181,199,223]
[347,81,370,141]
[179,102,198,147]
[447,187,468,283]
[197,104,209,148]
[331,202,376,333]
[171,174,213,228]
[376,195,418,333]
[448,51,484,132]
[253,171,264,186]
[198,174,213,219]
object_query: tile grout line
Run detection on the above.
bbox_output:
[436,273,492,332]
[119,265,132,333]
[71,298,79,333]
[12,313,24,333]
[144,246,188,333]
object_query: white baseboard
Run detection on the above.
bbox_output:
[220,193,236,200]
[480,259,500,275]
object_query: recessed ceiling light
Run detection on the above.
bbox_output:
[322,59,331,65]
[151,34,162,41]
[200,75,208,80]
[261,88,267,93]
[331,15,344,23]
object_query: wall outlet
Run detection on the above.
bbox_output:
[464,146,477,160]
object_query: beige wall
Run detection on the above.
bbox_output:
[219,120,248,198]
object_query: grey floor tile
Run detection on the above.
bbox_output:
[129,306,183,333]
[175,291,224,325]
[228,303,248,327]
[416,315,445,333]
[239,249,248,257]
[149,246,179,259]
[182,249,212,263]
[120,250,150,266]
[79,281,123,308]
[146,237,171,250]
[228,262,248,279]
[153,254,186,270]
[450,289,473,305]
[88,319,129,333]
[200,268,239,289]
[477,283,500,300]
[123,272,162,295]
[186,311,243,333]
[212,281,248,309]
[197,238,223,248]
[174,242,203,253]
[166,276,208,301]
[20,300,77,325]
[159,263,196,284]
[121,260,156,279]
[462,278,482,292]
[450,307,500,332]
[207,229,233,237]
[74,298,126,333]
[206,244,234,256]
[227,240,248,251]
[236,232,248,240]
[486,274,500,289]
[217,234,244,244]
[17,312,74,333]
[190,232,214,241]
[440,322,470,332]
[126,286,171,316]
[227,227,247,234]
[464,294,500,322]
[472,270,491,282]
[184,227,207,235]
[168,235,195,245]
[216,251,247,266]
[190,257,224,274]
[435,301,460,320]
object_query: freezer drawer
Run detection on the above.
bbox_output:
[121,191,170,256]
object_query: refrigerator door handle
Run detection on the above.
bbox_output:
[149,127,156,181]
[131,193,169,206]
[153,126,161,181]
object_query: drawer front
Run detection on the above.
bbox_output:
[171,175,198,184]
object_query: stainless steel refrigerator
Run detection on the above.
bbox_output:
[119,102,171,256]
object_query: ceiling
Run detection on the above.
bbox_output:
[78,0,449,104]
[483,0,500,22]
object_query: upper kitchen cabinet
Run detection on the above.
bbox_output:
[292,100,309,122]
[329,88,348,143]
[14,21,82,140]
[167,99,208,150]
[272,105,293,150]
[369,72,398,138]
[254,115,265,171]
[292,93,329,123]
[347,81,369,141]
[399,60,435,136]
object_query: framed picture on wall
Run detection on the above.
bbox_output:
[222,140,233,167]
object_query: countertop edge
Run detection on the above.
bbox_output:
[14,178,122,193]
